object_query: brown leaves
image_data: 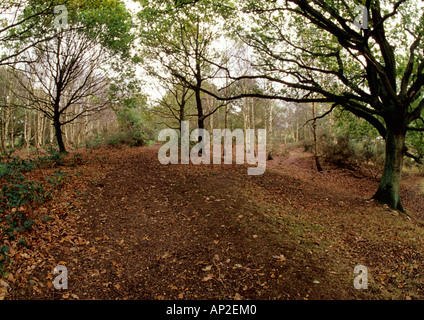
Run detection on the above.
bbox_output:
[0,150,109,300]
[202,274,214,282]
[61,292,79,299]
[2,145,423,301]
[233,292,242,300]
[202,265,213,272]
[160,252,172,260]
[0,280,9,300]
[272,254,287,263]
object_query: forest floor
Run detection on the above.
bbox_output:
[2,144,424,300]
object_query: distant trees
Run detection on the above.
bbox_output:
[153,79,195,132]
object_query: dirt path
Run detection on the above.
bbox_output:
[51,146,365,300]
[7,145,424,300]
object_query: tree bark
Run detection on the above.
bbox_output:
[24,109,28,150]
[312,102,322,171]
[267,101,274,160]
[10,109,14,149]
[4,107,9,150]
[0,108,5,152]
[54,116,67,153]
[195,88,204,132]
[373,127,405,212]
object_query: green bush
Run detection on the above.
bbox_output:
[45,170,68,187]
[85,129,152,149]
[35,147,66,166]
[319,134,384,168]
[84,134,104,149]
[302,141,314,153]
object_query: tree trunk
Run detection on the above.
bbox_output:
[0,108,5,152]
[373,128,405,212]
[195,87,204,136]
[27,110,32,150]
[4,107,9,150]
[10,109,14,149]
[179,99,185,133]
[24,109,28,150]
[295,119,299,143]
[251,98,255,130]
[41,114,47,147]
[54,117,67,153]
[312,102,322,172]
[49,118,54,145]
[267,102,274,160]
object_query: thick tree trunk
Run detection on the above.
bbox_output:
[373,128,405,212]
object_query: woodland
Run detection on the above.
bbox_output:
[0,0,424,301]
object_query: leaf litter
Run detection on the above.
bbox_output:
[1,145,424,300]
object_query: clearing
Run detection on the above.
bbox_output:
[2,145,424,300]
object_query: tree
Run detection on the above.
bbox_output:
[191,0,424,212]
[153,79,195,132]
[137,0,229,142]
[8,0,134,153]
[12,28,111,152]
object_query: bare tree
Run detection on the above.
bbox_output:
[12,28,111,152]
[154,79,195,132]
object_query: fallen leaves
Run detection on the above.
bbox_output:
[272,254,287,262]
[160,252,172,260]
[61,292,79,299]
[0,279,9,289]
[202,265,213,272]
[202,274,214,282]
[2,145,424,301]
[0,288,8,301]
[0,150,112,300]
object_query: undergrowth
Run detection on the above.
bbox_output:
[0,148,68,275]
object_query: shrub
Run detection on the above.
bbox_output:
[45,170,68,187]
[302,141,314,153]
[85,134,104,149]
[320,135,355,166]
[86,130,151,149]
[0,151,55,273]
[319,134,384,168]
